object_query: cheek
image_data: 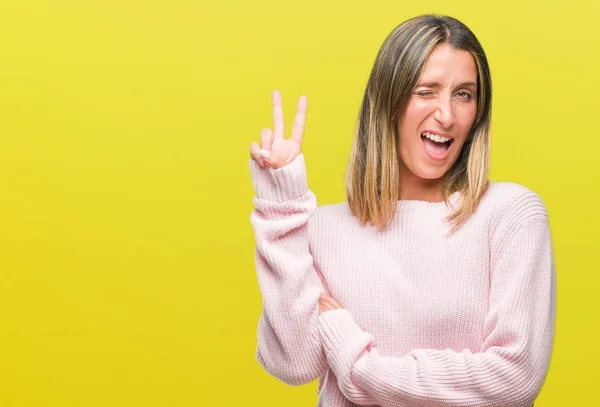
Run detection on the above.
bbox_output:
[399,101,435,137]
[456,105,477,134]
[406,100,435,119]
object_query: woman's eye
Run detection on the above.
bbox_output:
[456,91,472,100]
[416,91,434,97]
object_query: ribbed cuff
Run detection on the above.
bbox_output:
[249,154,309,203]
[318,309,374,375]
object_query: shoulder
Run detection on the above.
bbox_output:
[312,201,353,223]
[480,181,550,250]
[480,181,548,221]
[308,201,356,235]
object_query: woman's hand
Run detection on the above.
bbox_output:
[318,294,343,315]
[250,90,307,169]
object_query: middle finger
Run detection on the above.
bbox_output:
[272,90,285,140]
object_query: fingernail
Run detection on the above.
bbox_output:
[260,149,270,158]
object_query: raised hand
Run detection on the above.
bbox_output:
[250,90,307,169]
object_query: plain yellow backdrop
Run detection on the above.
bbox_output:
[0,0,598,405]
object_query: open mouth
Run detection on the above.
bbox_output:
[421,132,454,156]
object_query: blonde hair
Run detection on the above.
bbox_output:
[346,14,492,233]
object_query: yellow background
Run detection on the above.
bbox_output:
[0,0,598,405]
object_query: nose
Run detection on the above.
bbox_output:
[433,95,455,128]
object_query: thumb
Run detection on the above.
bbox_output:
[260,149,287,169]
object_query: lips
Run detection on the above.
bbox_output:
[421,133,453,160]
[421,130,453,141]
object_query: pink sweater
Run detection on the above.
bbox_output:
[249,154,556,407]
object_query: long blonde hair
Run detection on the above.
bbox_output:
[346,14,492,233]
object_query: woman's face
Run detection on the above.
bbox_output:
[397,43,478,182]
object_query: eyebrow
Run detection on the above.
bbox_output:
[416,81,477,89]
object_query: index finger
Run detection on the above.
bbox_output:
[290,95,307,143]
[272,90,285,140]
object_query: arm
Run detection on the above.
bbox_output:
[316,212,556,406]
[250,153,328,386]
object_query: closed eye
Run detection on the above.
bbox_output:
[415,91,435,97]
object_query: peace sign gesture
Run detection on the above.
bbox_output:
[250,90,307,169]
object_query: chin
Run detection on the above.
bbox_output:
[415,167,448,180]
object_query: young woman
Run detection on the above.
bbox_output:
[248,14,555,407]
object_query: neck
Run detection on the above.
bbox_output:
[398,165,445,203]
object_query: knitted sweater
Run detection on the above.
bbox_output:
[249,154,556,407]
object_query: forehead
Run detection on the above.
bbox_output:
[419,43,477,84]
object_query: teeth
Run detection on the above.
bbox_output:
[422,132,451,143]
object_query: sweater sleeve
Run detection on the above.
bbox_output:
[249,154,328,386]
[316,208,556,406]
